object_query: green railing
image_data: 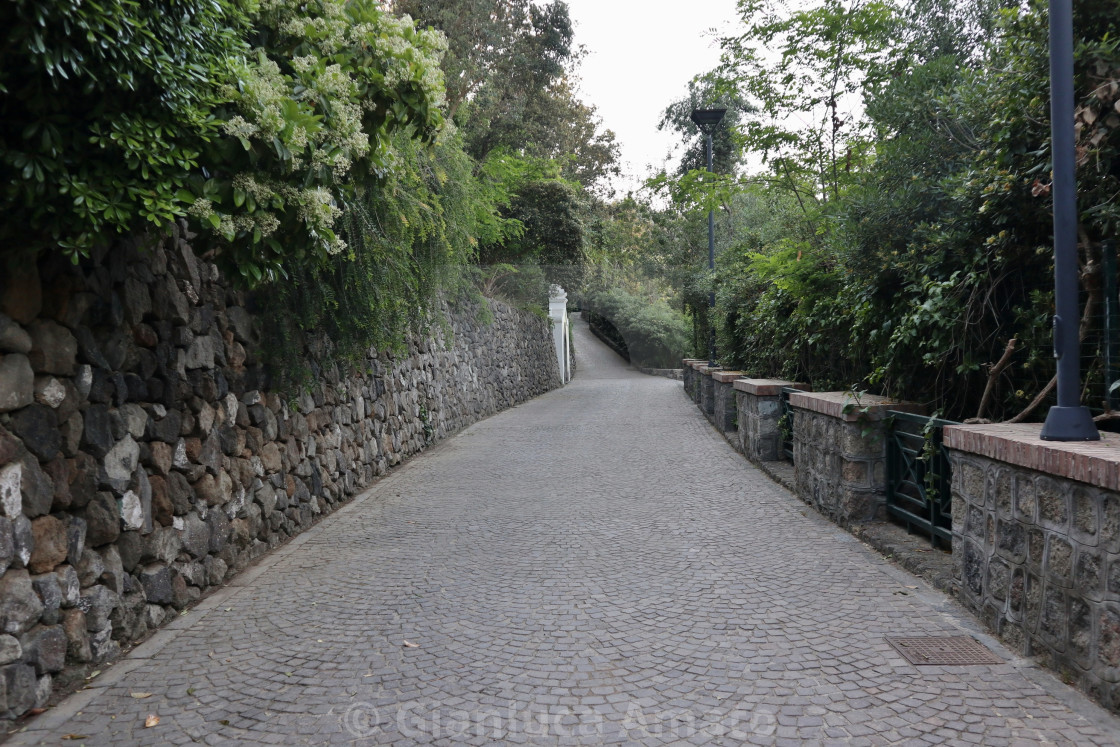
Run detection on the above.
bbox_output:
[779,387,797,461]
[885,411,957,549]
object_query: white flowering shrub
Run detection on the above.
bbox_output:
[184,0,447,283]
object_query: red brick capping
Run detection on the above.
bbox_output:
[711,371,744,383]
[788,391,925,422]
[944,423,1120,492]
[733,378,810,396]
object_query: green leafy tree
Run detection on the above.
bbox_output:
[0,0,251,259]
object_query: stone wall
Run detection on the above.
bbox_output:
[0,227,560,718]
[710,372,741,434]
[683,360,703,403]
[790,392,924,527]
[734,379,804,462]
[946,424,1120,712]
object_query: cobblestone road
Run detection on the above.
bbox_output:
[10,320,1120,745]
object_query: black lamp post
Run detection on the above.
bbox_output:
[1040,0,1099,441]
[690,107,727,367]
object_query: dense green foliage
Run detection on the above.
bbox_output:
[0,0,251,257]
[1,0,627,386]
[647,0,1120,422]
[0,0,446,278]
[582,285,690,369]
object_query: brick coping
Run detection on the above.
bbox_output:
[711,371,744,383]
[733,378,809,396]
[944,423,1120,492]
[788,391,925,422]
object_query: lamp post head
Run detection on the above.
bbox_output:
[690,108,727,134]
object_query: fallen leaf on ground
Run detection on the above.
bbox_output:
[130,693,153,699]
[86,670,101,680]
[403,640,419,648]
[144,715,160,728]
[61,735,88,740]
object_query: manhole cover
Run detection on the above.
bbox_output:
[885,636,1003,666]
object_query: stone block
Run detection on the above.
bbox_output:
[956,459,986,504]
[961,539,985,599]
[0,661,37,719]
[995,518,1026,564]
[19,624,66,674]
[1040,587,1068,649]
[79,584,118,632]
[8,404,59,462]
[0,635,20,666]
[55,565,79,608]
[12,516,32,568]
[31,573,61,625]
[1047,536,1074,585]
[82,493,120,548]
[1101,604,1120,669]
[140,526,181,565]
[0,315,31,355]
[0,570,43,635]
[1069,598,1093,665]
[27,320,77,376]
[1075,551,1103,600]
[1038,477,1068,529]
[0,355,34,413]
[1104,493,1120,554]
[28,515,67,574]
[61,608,90,663]
[993,468,1013,519]
[1072,486,1100,546]
[988,557,1011,602]
[18,451,53,518]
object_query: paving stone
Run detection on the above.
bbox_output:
[8,322,1120,746]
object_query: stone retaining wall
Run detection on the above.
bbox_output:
[734,379,805,461]
[710,371,742,433]
[946,424,1120,712]
[682,360,704,403]
[789,392,924,527]
[680,358,1120,716]
[0,227,560,718]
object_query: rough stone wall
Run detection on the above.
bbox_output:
[683,365,700,403]
[0,228,560,718]
[700,374,715,416]
[736,392,783,462]
[949,451,1120,710]
[792,409,888,526]
[711,381,737,433]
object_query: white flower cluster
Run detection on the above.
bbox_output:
[210,0,446,260]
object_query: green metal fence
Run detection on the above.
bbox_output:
[779,387,797,461]
[885,411,957,549]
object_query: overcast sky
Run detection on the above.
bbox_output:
[562,0,742,196]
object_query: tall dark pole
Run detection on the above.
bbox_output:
[690,108,726,368]
[1040,0,1099,440]
[706,130,716,367]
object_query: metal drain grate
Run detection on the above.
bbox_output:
[886,636,1003,666]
